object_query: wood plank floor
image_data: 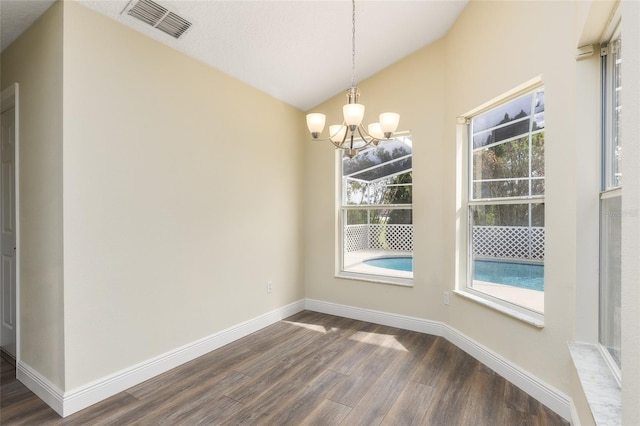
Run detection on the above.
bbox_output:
[1,311,568,425]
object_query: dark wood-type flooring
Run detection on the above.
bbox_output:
[1,311,568,425]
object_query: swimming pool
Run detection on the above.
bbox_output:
[363,256,413,272]
[362,256,543,292]
[473,260,544,292]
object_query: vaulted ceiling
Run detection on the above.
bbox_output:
[1,0,467,110]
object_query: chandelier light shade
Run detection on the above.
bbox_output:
[379,112,400,137]
[305,0,400,158]
[330,125,347,143]
[343,103,365,127]
[306,113,326,138]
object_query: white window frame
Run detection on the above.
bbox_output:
[336,135,413,287]
[455,77,545,327]
[598,20,622,383]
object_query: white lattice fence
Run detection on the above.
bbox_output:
[345,224,413,252]
[473,226,545,260]
[369,224,413,251]
[345,224,541,259]
[344,224,369,252]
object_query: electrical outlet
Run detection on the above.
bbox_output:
[444,291,450,305]
[267,281,273,294]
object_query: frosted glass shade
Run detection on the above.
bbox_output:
[343,104,365,126]
[367,123,385,140]
[329,125,347,143]
[379,112,400,134]
[306,113,326,134]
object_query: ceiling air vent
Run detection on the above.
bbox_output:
[124,0,192,39]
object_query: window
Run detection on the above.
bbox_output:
[600,30,622,373]
[339,136,413,285]
[465,86,545,317]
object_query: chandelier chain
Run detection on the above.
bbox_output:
[351,0,356,87]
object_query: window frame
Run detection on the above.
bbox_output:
[336,134,414,287]
[598,21,622,382]
[456,77,545,326]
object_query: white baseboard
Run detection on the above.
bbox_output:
[304,298,573,422]
[16,362,64,415]
[442,325,572,421]
[305,299,445,336]
[18,299,306,417]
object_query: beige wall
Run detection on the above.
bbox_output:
[1,2,65,389]
[304,1,603,424]
[61,2,305,389]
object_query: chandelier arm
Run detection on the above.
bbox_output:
[311,135,338,143]
[329,123,349,149]
[309,134,347,145]
[357,125,378,144]
[355,125,376,147]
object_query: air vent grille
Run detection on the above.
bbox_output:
[156,12,191,39]
[125,0,192,39]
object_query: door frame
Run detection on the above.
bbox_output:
[1,83,20,363]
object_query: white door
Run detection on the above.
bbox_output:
[0,106,16,358]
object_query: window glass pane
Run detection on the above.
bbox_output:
[345,172,412,205]
[348,157,412,182]
[470,203,532,227]
[342,208,413,279]
[600,31,621,371]
[472,94,533,134]
[612,38,622,187]
[341,135,413,282]
[471,94,545,202]
[469,203,545,313]
[531,202,545,226]
[346,209,367,225]
[473,179,530,199]
[532,133,545,177]
[531,178,545,197]
[533,112,545,131]
[534,89,545,114]
[466,86,545,314]
[473,137,530,180]
[343,138,412,181]
[605,38,622,190]
[600,195,622,367]
[472,120,530,149]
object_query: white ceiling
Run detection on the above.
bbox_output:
[0,0,467,111]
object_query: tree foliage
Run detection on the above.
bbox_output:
[343,144,412,226]
[471,107,545,228]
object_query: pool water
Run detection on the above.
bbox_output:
[473,260,544,292]
[363,256,413,272]
[362,256,543,292]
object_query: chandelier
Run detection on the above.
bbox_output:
[305,0,400,159]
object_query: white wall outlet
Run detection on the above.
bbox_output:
[444,291,450,305]
[267,281,273,294]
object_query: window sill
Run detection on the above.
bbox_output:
[336,271,413,288]
[567,342,621,426]
[453,289,544,328]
